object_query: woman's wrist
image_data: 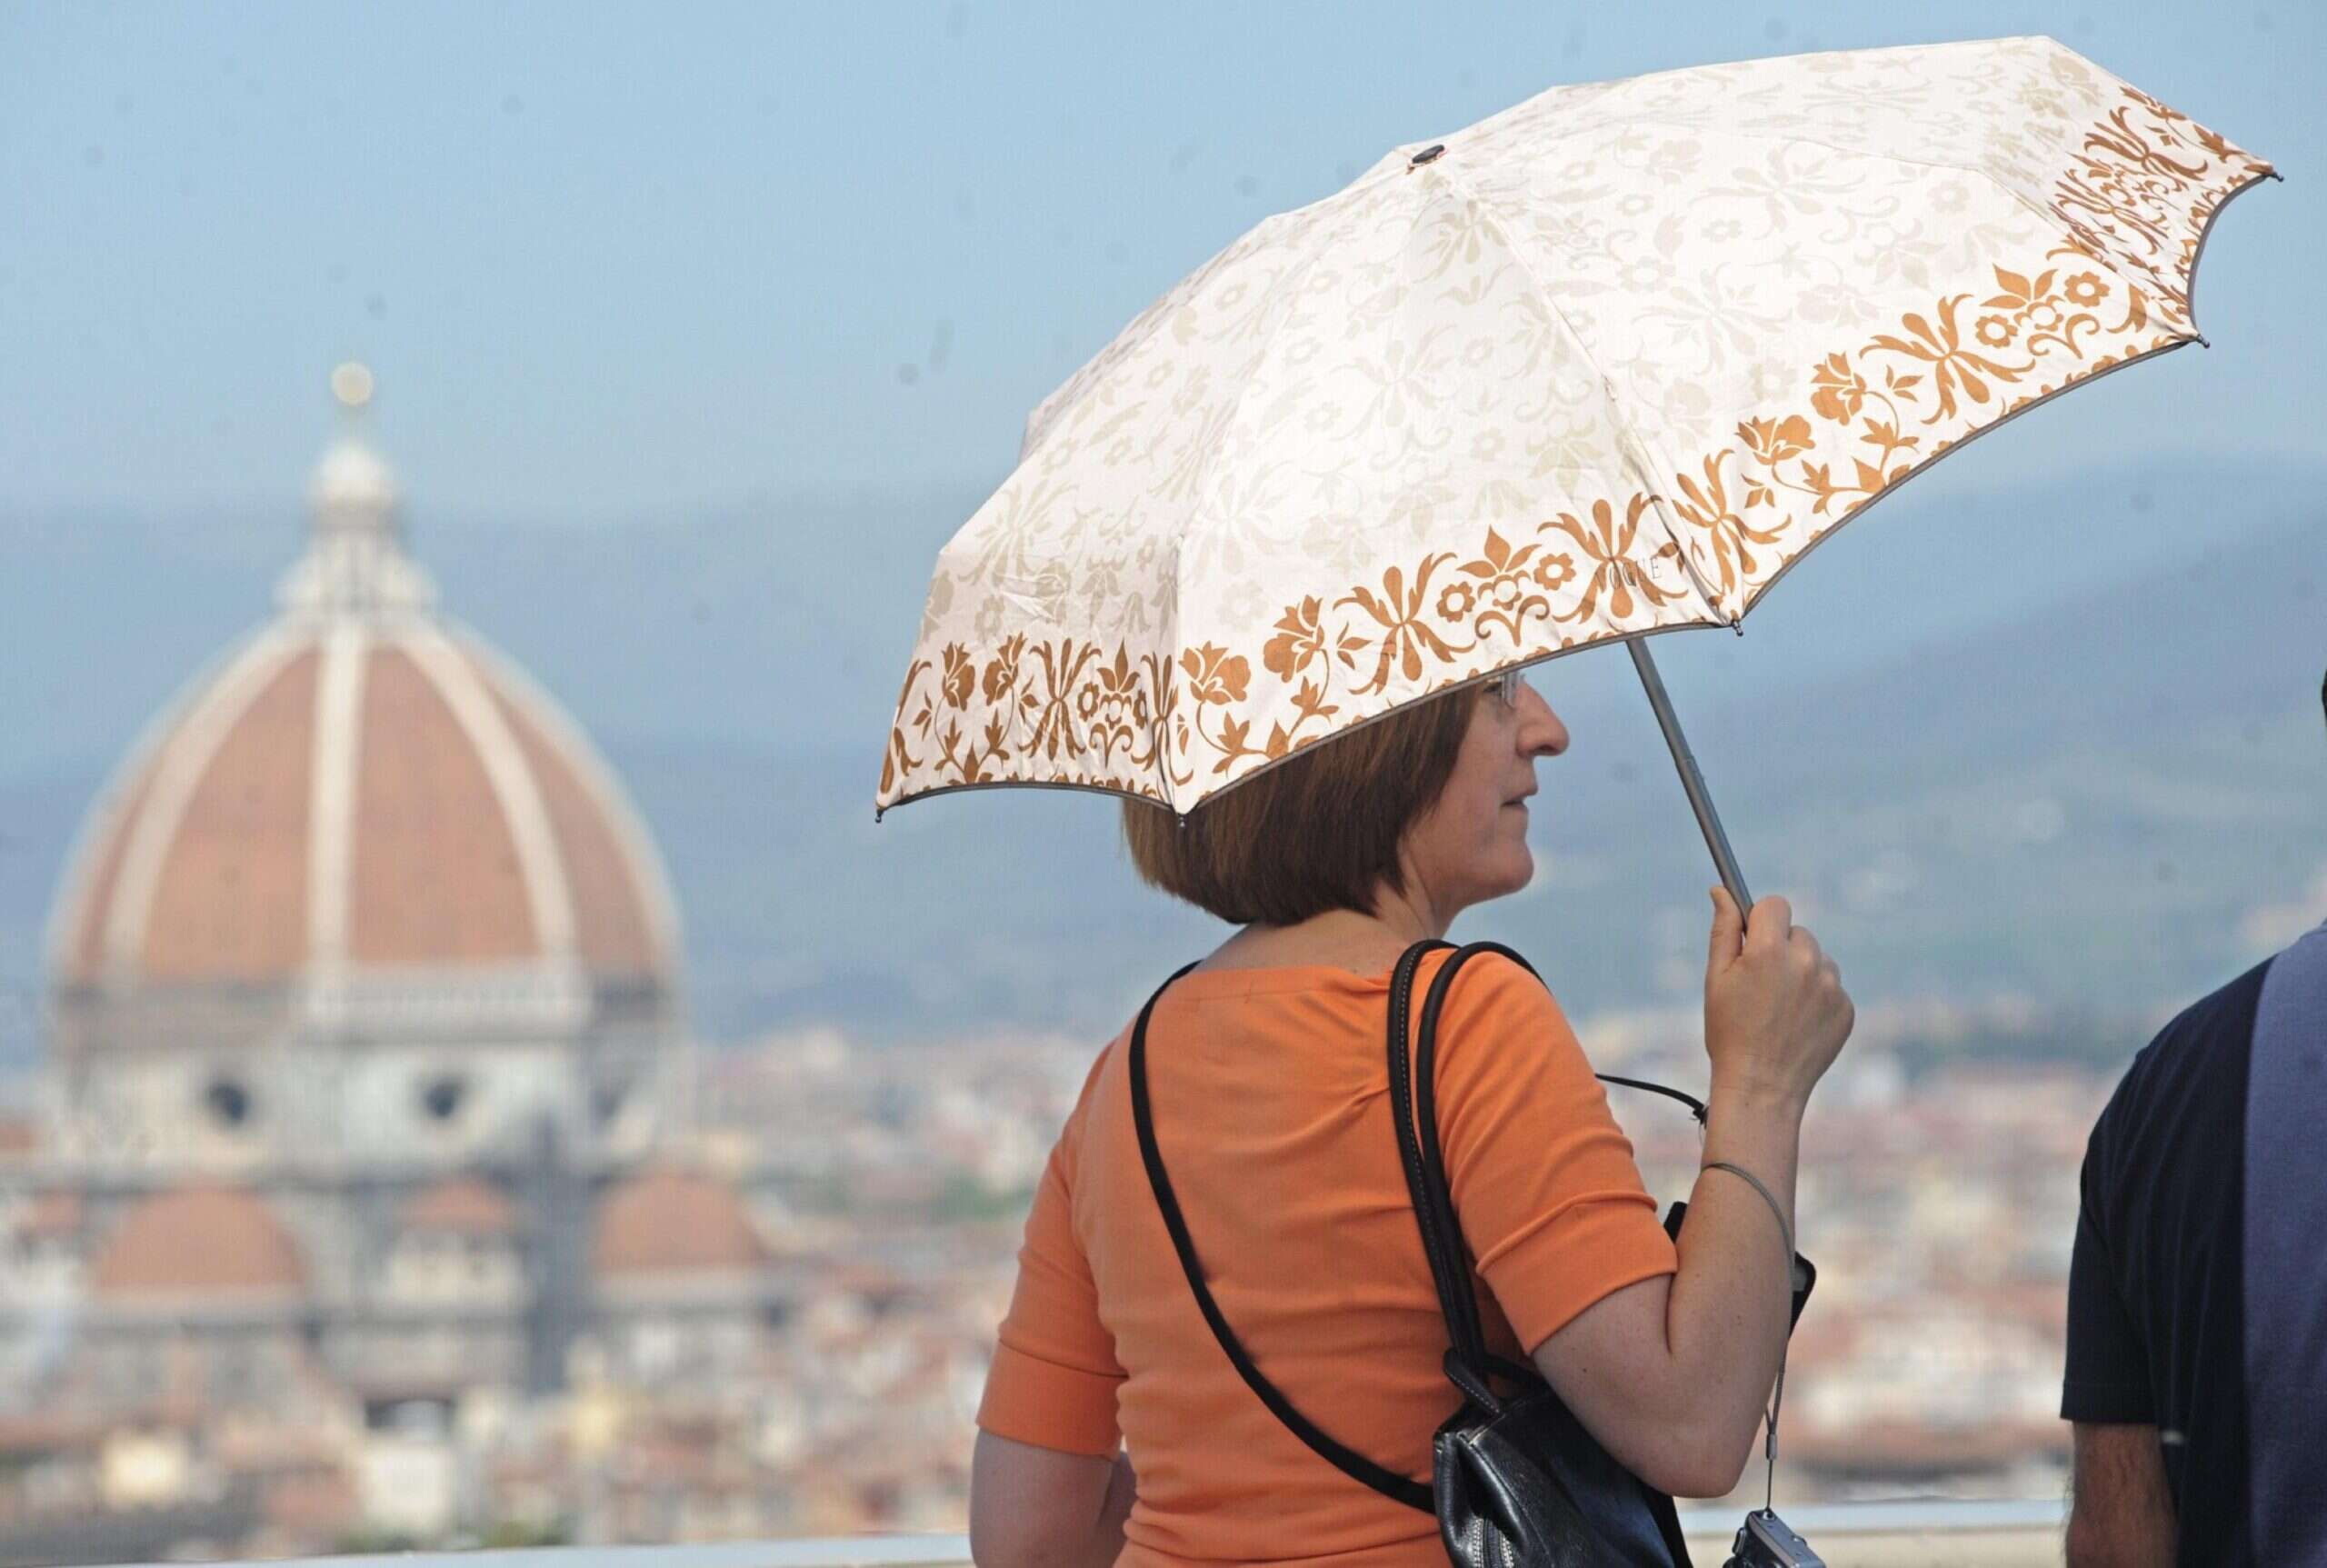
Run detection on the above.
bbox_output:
[1704,1074,1812,1125]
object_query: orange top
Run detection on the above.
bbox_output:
[976,949,1679,1567]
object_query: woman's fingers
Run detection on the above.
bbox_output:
[1708,887,1746,968]
[1745,894,1793,954]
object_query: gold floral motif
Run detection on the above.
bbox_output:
[1178,644,1250,706]
[939,644,975,710]
[1866,294,2036,424]
[1262,595,1365,684]
[1808,354,1867,423]
[1024,640,1101,762]
[1740,414,1814,467]
[1541,497,1689,623]
[981,634,1024,705]
[1667,456,1787,599]
[2049,85,2272,332]
[1336,555,1474,695]
[1450,528,1560,646]
[1074,646,1164,774]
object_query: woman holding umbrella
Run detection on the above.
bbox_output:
[966,669,1850,1565]
[892,35,2275,1567]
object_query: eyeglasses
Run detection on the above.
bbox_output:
[1490,668,1525,708]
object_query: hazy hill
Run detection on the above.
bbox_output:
[2,457,2321,1060]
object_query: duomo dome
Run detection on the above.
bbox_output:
[42,373,687,1167]
[0,370,774,1463]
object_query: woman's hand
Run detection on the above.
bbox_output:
[1703,888,1854,1109]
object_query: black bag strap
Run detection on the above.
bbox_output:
[1595,1073,1709,1124]
[1385,941,1493,1381]
[1128,961,1436,1513]
[1129,943,1718,1514]
[1398,941,1565,1400]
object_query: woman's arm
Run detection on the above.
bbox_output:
[1528,1084,1804,1497]
[970,1048,1131,1560]
[969,1432,1134,1568]
[1529,891,1850,1498]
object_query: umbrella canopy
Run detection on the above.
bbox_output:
[879,35,2275,820]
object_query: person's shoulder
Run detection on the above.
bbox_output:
[1056,1034,1121,1130]
[2128,957,2273,1084]
[1423,944,1583,1061]
[1427,943,1562,1014]
[2100,956,2274,1143]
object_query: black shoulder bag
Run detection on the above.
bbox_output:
[1132,940,1813,1566]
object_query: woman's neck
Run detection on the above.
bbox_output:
[1199,895,1449,977]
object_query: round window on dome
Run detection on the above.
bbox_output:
[418,1074,468,1124]
[204,1077,254,1130]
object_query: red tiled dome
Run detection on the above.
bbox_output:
[90,1183,306,1299]
[46,434,678,994]
[593,1170,768,1279]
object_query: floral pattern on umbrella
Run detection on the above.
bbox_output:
[882,39,2274,815]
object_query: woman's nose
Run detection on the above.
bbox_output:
[1522,687,1569,758]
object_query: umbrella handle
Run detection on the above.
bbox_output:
[1626,638,1755,915]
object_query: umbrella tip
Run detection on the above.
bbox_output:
[2194,333,2212,350]
[874,807,886,824]
[2270,168,2286,182]
[1408,144,1446,170]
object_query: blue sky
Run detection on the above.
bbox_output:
[1,1,2319,525]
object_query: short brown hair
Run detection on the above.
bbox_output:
[1122,687,1478,926]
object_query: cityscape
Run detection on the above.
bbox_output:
[0,402,2124,1561]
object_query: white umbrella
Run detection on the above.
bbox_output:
[878,35,2276,905]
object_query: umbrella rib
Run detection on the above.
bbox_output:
[1422,156,1728,624]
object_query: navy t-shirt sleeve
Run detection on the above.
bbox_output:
[2062,1095,2155,1423]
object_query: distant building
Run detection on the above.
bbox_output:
[0,373,788,1545]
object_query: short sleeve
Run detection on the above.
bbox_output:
[2062,1093,2154,1423]
[975,1048,1125,1457]
[1430,954,1680,1353]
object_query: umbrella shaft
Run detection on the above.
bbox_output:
[1627,639,1754,914]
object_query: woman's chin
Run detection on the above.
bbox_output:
[1484,851,1535,903]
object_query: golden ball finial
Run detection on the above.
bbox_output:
[329,361,375,412]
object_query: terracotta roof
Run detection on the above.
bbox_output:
[346,645,535,964]
[143,645,319,980]
[403,1175,519,1235]
[490,679,662,974]
[593,1170,769,1278]
[89,1183,307,1299]
[50,523,675,992]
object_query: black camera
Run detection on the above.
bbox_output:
[1723,1508,1824,1567]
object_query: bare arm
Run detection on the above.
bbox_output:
[969,1431,1134,1568]
[2065,1423,2173,1568]
[1530,1085,1804,1498]
[1529,892,1848,1499]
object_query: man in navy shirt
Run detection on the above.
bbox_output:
[2062,669,2327,1567]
